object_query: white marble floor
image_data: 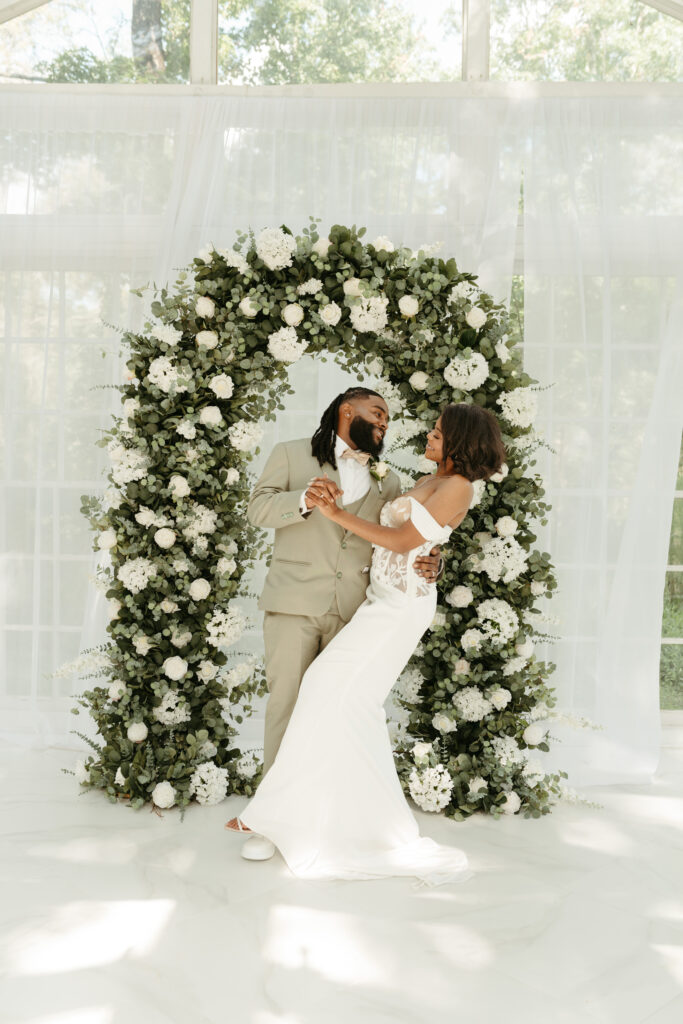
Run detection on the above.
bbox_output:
[1,735,682,1024]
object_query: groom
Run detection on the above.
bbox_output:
[230,386,443,860]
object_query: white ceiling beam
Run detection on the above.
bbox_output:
[0,0,51,23]
[462,0,490,81]
[190,0,218,85]
[639,0,683,20]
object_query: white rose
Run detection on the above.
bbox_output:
[282,302,304,326]
[501,791,521,814]
[152,781,176,809]
[160,599,179,613]
[98,528,117,550]
[474,531,493,546]
[196,243,214,263]
[432,712,458,734]
[217,557,237,576]
[135,508,156,527]
[196,330,218,349]
[454,659,470,675]
[154,528,176,549]
[108,599,122,619]
[170,474,190,498]
[523,723,546,747]
[195,295,216,318]
[127,721,148,743]
[366,356,384,376]
[490,688,512,710]
[412,741,433,762]
[114,767,126,787]
[209,374,234,399]
[530,581,546,596]
[446,586,473,608]
[515,638,535,659]
[489,463,509,483]
[468,775,488,795]
[74,759,89,784]
[398,294,419,317]
[319,302,342,326]
[133,635,153,655]
[409,371,430,391]
[372,235,395,252]
[429,611,447,630]
[343,277,362,297]
[465,306,487,330]
[225,467,240,485]
[239,296,259,318]
[312,236,331,256]
[163,656,188,681]
[197,660,218,681]
[495,516,518,538]
[199,405,223,426]
[108,679,127,701]
[189,578,211,601]
[373,461,389,479]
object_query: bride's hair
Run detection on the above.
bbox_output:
[311,386,382,468]
[439,403,506,481]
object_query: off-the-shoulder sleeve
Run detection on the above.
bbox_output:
[408,496,449,543]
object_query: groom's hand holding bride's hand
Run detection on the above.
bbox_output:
[306,474,343,518]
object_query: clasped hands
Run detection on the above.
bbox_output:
[304,474,441,582]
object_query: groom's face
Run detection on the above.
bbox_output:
[347,397,389,457]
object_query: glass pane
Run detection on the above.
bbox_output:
[0,0,190,85]
[662,571,683,639]
[491,0,683,82]
[660,644,683,710]
[218,0,462,84]
[668,499,683,566]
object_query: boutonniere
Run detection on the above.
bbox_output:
[368,459,390,493]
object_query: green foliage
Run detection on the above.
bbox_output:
[71,217,568,819]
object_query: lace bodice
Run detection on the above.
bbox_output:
[370,495,452,597]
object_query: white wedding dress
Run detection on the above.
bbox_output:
[238,495,474,888]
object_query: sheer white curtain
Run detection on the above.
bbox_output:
[523,97,683,786]
[0,89,524,748]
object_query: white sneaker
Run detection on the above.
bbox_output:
[241,834,275,861]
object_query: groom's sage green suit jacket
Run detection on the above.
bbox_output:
[247,437,402,623]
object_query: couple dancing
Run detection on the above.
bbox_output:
[225,386,505,887]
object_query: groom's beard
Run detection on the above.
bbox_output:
[348,415,385,458]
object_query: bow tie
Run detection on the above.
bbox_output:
[340,448,372,466]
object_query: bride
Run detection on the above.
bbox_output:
[226,401,505,887]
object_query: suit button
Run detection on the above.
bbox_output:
[341,541,347,549]
[336,571,343,578]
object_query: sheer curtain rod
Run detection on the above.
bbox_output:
[1,82,682,98]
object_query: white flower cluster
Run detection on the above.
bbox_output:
[188,761,229,806]
[235,750,260,779]
[153,690,192,727]
[489,687,512,710]
[117,557,157,594]
[452,686,493,722]
[497,387,538,429]
[151,322,183,347]
[468,775,488,797]
[502,655,528,677]
[490,734,525,768]
[221,659,255,692]
[255,227,297,271]
[297,277,323,295]
[267,325,309,363]
[147,356,189,395]
[476,598,520,646]
[446,585,473,608]
[444,352,489,392]
[460,627,484,652]
[372,377,403,416]
[408,764,453,812]
[500,791,522,814]
[206,605,246,649]
[50,648,113,680]
[217,246,249,274]
[228,419,264,452]
[520,757,546,788]
[135,505,172,529]
[432,712,458,734]
[449,280,479,303]
[397,666,424,703]
[180,503,218,542]
[107,438,150,487]
[474,535,529,584]
[348,294,389,334]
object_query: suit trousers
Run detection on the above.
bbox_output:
[262,594,349,774]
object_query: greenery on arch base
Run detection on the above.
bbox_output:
[68,219,567,818]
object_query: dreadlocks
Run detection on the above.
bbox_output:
[310,386,382,469]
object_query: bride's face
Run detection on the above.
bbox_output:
[425,417,443,463]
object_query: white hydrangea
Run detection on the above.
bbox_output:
[151,322,183,347]
[180,502,218,541]
[206,605,246,648]
[170,627,192,648]
[397,666,424,703]
[515,637,535,659]
[409,371,430,391]
[74,759,90,784]
[469,478,486,509]
[408,764,453,812]
[432,712,458,734]
[147,356,189,394]
[152,781,176,808]
[217,246,249,275]
[169,474,190,498]
[372,235,395,252]
[372,376,403,416]
[188,761,229,806]
[117,557,156,594]
[446,585,473,608]
[490,687,512,710]
[452,686,493,721]
[267,325,309,363]
[209,374,234,399]
[444,352,489,391]
[319,301,342,326]
[235,750,260,779]
[107,438,150,486]
[221,659,255,692]
[297,278,323,295]
[476,535,529,584]
[497,387,538,429]
[500,791,521,814]
[228,419,264,451]
[153,690,191,727]
[449,280,478,303]
[521,758,546,788]
[495,338,511,363]
[490,734,525,767]
[476,598,520,646]
[127,721,148,743]
[176,420,197,440]
[163,656,188,681]
[365,355,384,376]
[349,294,389,334]
[502,655,527,677]
[530,580,546,597]
[465,306,487,330]
[199,740,218,759]
[495,516,518,537]
[225,467,240,485]
[255,227,297,271]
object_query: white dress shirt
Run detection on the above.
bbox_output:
[299,435,371,515]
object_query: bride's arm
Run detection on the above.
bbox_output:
[310,476,472,553]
